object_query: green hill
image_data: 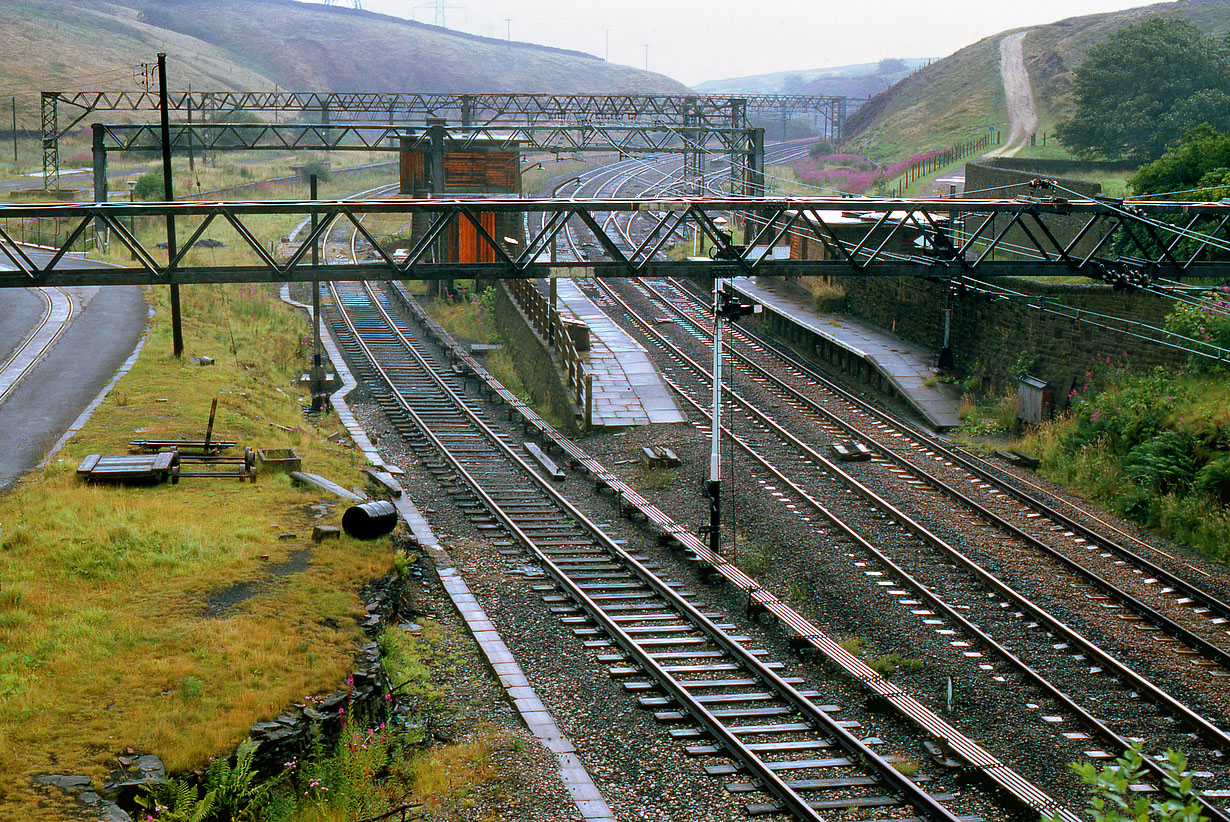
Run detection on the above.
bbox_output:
[846,0,1230,162]
[694,59,929,99]
[6,0,688,127]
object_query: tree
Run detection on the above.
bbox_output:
[877,57,906,75]
[1056,17,1230,161]
[1129,124,1230,197]
[781,73,807,94]
[1123,125,1230,262]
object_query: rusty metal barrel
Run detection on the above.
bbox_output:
[341,500,398,539]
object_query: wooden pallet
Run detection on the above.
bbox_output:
[77,451,179,484]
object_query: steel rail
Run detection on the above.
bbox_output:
[329,280,960,822]
[0,286,73,406]
[711,298,1230,601]
[644,277,1230,668]
[386,282,1077,822]
[582,277,1230,821]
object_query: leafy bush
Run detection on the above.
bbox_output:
[1059,743,1207,822]
[1066,365,1184,455]
[132,169,165,201]
[807,140,834,158]
[1163,290,1230,371]
[299,159,332,183]
[1024,359,1230,561]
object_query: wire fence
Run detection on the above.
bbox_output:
[0,215,94,251]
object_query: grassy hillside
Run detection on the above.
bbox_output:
[846,0,1230,162]
[695,59,928,98]
[1024,0,1230,122]
[847,36,1004,162]
[3,0,688,129]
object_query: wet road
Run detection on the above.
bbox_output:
[0,253,145,491]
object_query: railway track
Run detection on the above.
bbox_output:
[319,150,1226,818]
[0,286,73,406]
[539,155,1230,815]
[323,277,1015,821]
[321,172,1082,820]
[579,272,1230,818]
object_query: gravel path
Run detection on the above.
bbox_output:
[985,31,1039,159]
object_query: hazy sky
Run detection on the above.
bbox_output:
[318,0,1167,85]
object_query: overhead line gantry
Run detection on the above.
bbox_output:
[2,196,1227,287]
[42,90,844,188]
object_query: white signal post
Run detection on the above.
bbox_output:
[706,278,724,555]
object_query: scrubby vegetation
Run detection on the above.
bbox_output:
[1020,344,1230,561]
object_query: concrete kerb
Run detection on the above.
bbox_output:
[278,285,616,822]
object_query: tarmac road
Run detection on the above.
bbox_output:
[0,288,43,365]
[0,253,145,492]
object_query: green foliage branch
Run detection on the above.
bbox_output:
[1058,743,1207,822]
[1114,125,1230,261]
[1056,17,1230,161]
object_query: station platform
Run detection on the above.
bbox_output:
[553,279,686,428]
[728,277,963,430]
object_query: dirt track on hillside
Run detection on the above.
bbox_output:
[986,30,1039,158]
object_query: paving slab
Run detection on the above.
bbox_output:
[553,279,685,427]
[729,277,963,429]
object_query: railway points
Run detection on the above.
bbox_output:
[7,102,1230,820]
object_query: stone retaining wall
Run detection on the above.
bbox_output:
[491,283,581,435]
[830,274,1184,404]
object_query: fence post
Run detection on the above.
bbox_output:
[585,373,593,431]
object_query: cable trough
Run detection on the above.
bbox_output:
[325,279,999,821]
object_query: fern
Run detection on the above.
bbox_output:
[208,742,278,820]
[135,778,216,822]
[134,743,277,822]
[1195,454,1230,504]
[1124,431,1198,493]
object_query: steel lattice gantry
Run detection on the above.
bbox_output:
[89,122,767,200]
[43,90,843,188]
[1,196,1227,287]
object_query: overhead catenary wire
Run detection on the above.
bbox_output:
[959,276,1230,364]
[1045,180,1230,255]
